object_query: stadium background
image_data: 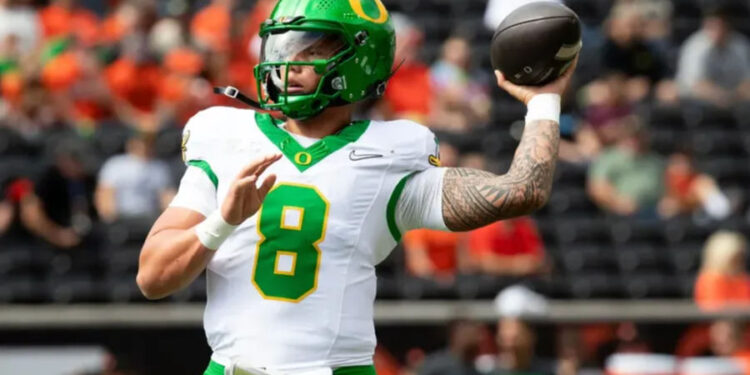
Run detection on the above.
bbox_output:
[2,0,750,374]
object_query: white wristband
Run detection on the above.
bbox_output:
[194,211,239,251]
[525,93,561,123]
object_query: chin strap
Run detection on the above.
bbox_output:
[213,86,264,109]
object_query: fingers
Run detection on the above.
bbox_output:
[565,55,580,76]
[495,70,532,104]
[237,153,282,179]
[495,70,505,87]
[556,56,579,85]
[251,154,282,179]
[494,70,517,93]
[234,175,258,194]
[258,174,277,200]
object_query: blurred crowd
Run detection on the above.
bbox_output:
[376,272,750,375]
[3,0,750,374]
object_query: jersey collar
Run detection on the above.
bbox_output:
[254,112,370,172]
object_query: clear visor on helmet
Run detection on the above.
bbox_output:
[260,30,346,64]
[259,30,347,95]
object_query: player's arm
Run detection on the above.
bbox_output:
[441,61,577,231]
[136,154,280,300]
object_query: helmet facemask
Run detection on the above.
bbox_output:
[255,29,352,119]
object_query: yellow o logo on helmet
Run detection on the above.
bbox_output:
[349,0,389,24]
[294,152,313,166]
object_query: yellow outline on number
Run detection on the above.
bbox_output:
[349,0,389,24]
[280,205,304,231]
[274,251,297,276]
[252,182,329,303]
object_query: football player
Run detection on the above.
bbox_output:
[136,0,576,374]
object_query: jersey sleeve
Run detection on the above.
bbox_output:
[394,167,447,232]
[169,165,217,217]
[181,108,220,186]
[385,121,448,240]
[168,108,225,216]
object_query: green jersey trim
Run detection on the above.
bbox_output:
[203,360,224,375]
[204,360,376,375]
[386,173,416,242]
[187,159,219,189]
[254,112,370,172]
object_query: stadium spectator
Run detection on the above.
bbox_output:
[598,322,652,360]
[577,72,636,155]
[676,5,750,107]
[617,0,673,45]
[555,326,603,375]
[158,46,212,125]
[1,77,61,137]
[41,40,115,126]
[17,138,97,249]
[694,231,750,310]
[39,0,99,47]
[402,225,465,281]
[100,0,144,46]
[103,4,167,130]
[376,12,433,123]
[418,320,483,375]
[191,0,232,53]
[0,0,40,57]
[659,149,730,220]
[587,121,665,217]
[600,3,675,104]
[709,320,750,375]
[428,36,491,132]
[467,217,546,276]
[0,177,30,245]
[495,317,549,374]
[0,183,14,239]
[491,286,554,375]
[374,346,404,375]
[95,131,174,222]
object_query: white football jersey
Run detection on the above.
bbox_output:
[170,106,447,371]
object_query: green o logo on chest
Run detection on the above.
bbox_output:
[294,151,313,166]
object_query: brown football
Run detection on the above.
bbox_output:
[490,2,582,86]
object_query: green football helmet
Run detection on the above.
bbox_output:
[254,0,396,119]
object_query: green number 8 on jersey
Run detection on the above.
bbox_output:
[252,183,330,302]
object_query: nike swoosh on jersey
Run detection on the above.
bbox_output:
[349,150,384,161]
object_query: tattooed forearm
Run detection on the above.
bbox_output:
[442,120,560,231]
